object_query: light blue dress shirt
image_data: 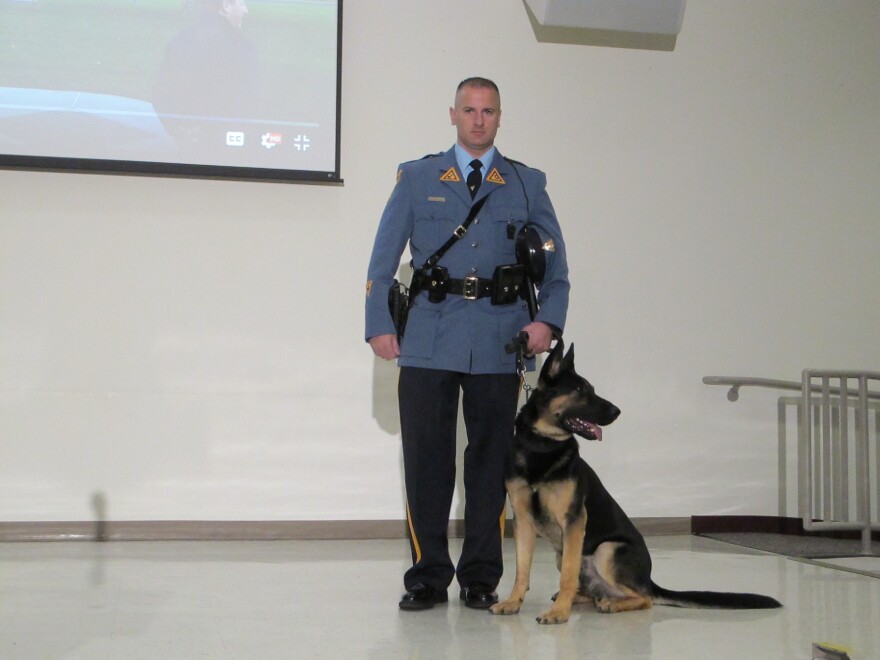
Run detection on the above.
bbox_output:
[455,144,496,182]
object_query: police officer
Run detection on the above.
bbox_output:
[365,77,570,611]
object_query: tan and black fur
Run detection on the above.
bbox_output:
[490,340,782,624]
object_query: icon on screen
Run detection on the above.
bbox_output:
[261,133,283,149]
[293,134,311,151]
[226,131,245,147]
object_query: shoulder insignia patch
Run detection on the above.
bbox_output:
[366,280,373,296]
[396,169,402,183]
[402,152,442,166]
[486,167,506,185]
[440,167,461,182]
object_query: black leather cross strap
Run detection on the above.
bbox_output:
[405,194,492,313]
[423,195,488,270]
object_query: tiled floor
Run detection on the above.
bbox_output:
[1,535,877,659]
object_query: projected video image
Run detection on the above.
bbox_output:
[0,0,341,181]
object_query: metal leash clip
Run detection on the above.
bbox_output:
[505,331,534,400]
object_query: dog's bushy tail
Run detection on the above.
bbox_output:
[651,582,781,609]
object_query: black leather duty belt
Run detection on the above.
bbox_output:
[413,265,526,305]
[448,275,494,300]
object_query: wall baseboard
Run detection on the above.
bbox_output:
[691,515,880,541]
[0,516,691,542]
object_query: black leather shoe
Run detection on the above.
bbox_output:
[459,582,498,609]
[399,583,448,611]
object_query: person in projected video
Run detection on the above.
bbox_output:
[153,0,261,157]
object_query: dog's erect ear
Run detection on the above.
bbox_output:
[539,338,566,383]
[562,343,575,373]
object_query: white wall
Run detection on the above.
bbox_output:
[2,0,879,522]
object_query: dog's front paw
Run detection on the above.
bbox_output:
[536,605,571,624]
[490,599,523,615]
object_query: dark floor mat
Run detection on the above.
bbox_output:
[697,532,880,559]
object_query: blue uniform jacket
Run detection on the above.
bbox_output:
[365,146,570,374]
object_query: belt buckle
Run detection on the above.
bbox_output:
[463,275,478,300]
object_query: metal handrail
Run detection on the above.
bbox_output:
[705,372,880,554]
[703,375,880,402]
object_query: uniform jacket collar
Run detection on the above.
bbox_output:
[438,145,510,204]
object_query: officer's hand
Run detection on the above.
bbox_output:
[521,322,553,355]
[369,334,400,360]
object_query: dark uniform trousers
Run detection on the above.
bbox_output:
[398,366,521,591]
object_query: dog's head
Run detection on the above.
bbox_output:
[526,339,621,442]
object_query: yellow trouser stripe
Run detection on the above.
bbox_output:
[405,501,422,564]
[406,502,507,565]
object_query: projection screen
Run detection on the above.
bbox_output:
[0,0,342,183]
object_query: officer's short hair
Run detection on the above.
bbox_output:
[186,0,226,13]
[456,77,500,96]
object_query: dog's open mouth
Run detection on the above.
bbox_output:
[563,418,602,441]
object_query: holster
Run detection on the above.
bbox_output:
[388,279,411,339]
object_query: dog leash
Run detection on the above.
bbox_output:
[505,331,534,400]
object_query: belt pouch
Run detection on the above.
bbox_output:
[426,266,449,303]
[491,264,526,305]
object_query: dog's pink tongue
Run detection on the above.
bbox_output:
[590,423,603,442]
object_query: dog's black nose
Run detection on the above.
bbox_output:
[608,405,621,422]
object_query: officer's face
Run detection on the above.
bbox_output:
[449,85,501,157]
[221,0,248,28]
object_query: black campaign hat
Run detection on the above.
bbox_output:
[515,224,547,284]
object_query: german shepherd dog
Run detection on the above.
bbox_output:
[490,340,782,624]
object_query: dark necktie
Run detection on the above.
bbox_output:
[467,159,483,199]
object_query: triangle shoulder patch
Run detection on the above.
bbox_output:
[486,167,506,185]
[439,167,461,182]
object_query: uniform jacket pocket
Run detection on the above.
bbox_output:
[399,305,440,359]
